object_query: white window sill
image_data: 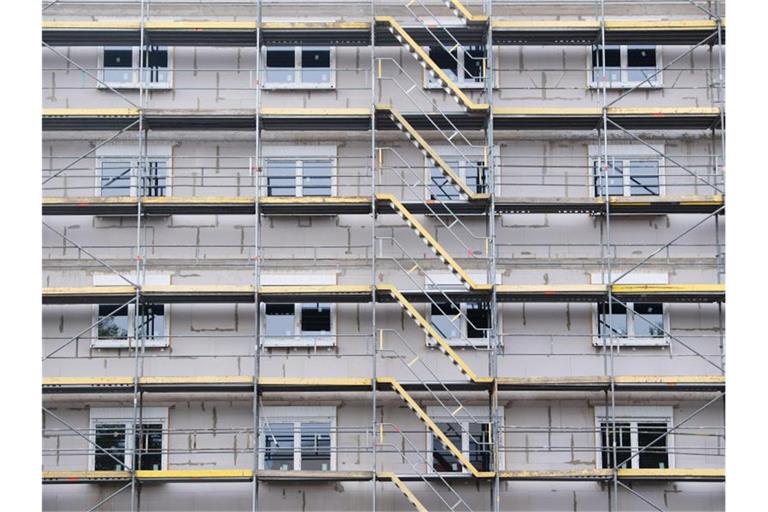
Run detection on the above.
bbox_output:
[592,336,670,348]
[588,82,662,90]
[97,82,173,90]
[263,83,335,90]
[92,339,169,349]
[262,337,336,348]
[426,82,486,90]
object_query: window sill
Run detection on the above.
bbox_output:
[427,338,490,348]
[588,82,663,90]
[261,337,336,348]
[592,337,670,348]
[425,82,487,90]
[92,339,169,349]
[97,83,173,90]
[263,83,336,90]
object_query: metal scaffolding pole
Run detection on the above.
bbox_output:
[252,1,263,510]
[370,2,378,510]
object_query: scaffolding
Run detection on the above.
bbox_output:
[41,1,725,511]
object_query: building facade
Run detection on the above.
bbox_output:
[42,1,726,510]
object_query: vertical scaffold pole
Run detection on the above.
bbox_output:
[370,2,378,510]
[252,1,263,511]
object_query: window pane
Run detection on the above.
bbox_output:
[301,422,331,470]
[627,47,657,83]
[134,423,163,471]
[300,303,331,334]
[301,48,331,84]
[594,160,624,197]
[101,160,133,196]
[628,160,659,196]
[431,302,461,340]
[265,304,295,337]
[98,304,130,340]
[632,303,664,338]
[142,46,169,84]
[597,302,628,339]
[302,160,332,197]
[266,49,296,83]
[266,160,296,197]
[464,45,486,83]
[600,421,632,469]
[465,161,487,194]
[94,423,127,470]
[592,46,621,84]
[104,48,133,83]
[264,423,294,470]
[466,302,490,339]
[430,164,461,201]
[637,422,669,469]
[469,422,491,471]
[432,422,462,472]
[142,160,167,197]
[430,46,459,81]
[137,304,164,342]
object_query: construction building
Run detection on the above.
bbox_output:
[41,0,725,510]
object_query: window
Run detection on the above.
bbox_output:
[595,407,672,469]
[591,273,669,347]
[591,45,661,88]
[263,303,334,347]
[428,158,487,201]
[265,158,334,198]
[92,274,170,348]
[589,145,664,198]
[101,46,171,89]
[430,301,490,347]
[90,407,167,471]
[426,44,485,89]
[260,407,335,471]
[264,47,334,88]
[95,303,167,348]
[427,406,500,473]
[98,157,169,197]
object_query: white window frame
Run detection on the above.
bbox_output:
[594,405,675,469]
[89,407,169,471]
[263,46,336,89]
[95,144,173,198]
[588,144,666,198]
[425,272,499,348]
[260,273,337,348]
[588,45,663,89]
[424,44,487,90]
[426,405,503,474]
[262,145,337,198]
[91,273,170,348]
[424,145,500,202]
[258,406,336,471]
[590,272,670,347]
[98,46,174,90]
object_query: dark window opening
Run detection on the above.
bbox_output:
[430,46,459,80]
[628,160,660,196]
[301,48,331,84]
[136,304,165,341]
[142,46,169,83]
[469,422,492,471]
[466,162,488,194]
[104,48,133,68]
[142,160,167,197]
[429,166,461,201]
[632,303,665,338]
[600,421,632,469]
[302,160,332,197]
[98,304,130,340]
[300,303,331,333]
[466,302,490,339]
[94,423,127,471]
[432,422,462,472]
[134,423,163,470]
[464,45,486,82]
[637,422,669,469]
[592,46,621,83]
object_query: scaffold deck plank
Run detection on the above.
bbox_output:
[42,195,724,216]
